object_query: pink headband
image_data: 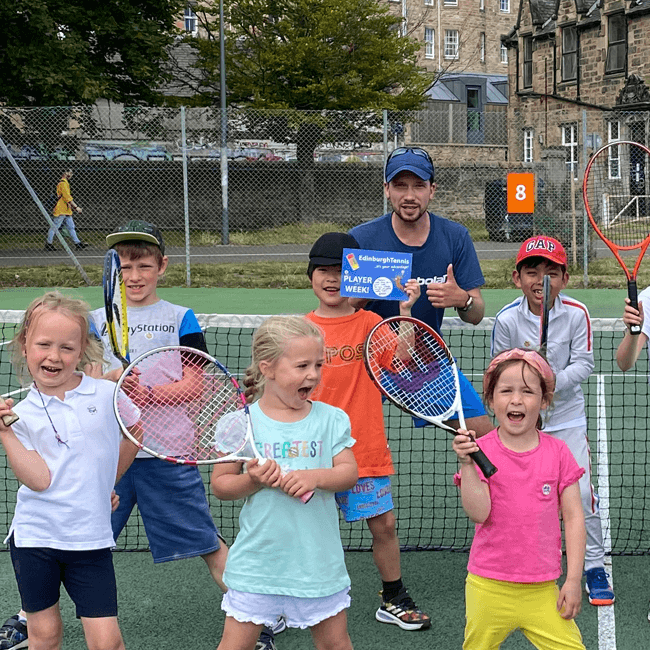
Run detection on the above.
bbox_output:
[484,348,555,395]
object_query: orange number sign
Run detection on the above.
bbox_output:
[507,173,535,214]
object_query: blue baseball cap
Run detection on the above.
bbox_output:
[385,148,435,183]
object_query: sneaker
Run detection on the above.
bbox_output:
[270,616,286,635]
[375,587,431,631]
[255,626,276,650]
[44,242,56,251]
[0,615,28,650]
[74,241,88,249]
[584,567,615,606]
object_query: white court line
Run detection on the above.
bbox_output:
[596,374,616,650]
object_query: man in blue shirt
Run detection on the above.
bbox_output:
[349,147,492,436]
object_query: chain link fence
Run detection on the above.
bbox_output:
[0,103,646,284]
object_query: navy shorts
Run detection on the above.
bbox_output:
[112,458,222,563]
[9,535,118,618]
[413,366,486,428]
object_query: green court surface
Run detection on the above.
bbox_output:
[0,286,630,318]
[1,553,648,649]
[1,288,649,649]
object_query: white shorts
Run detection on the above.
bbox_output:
[222,587,351,629]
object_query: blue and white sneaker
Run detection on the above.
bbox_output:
[0,615,28,650]
[255,627,276,650]
[584,567,615,606]
[270,616,287,635]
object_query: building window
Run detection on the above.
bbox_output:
[443,0,457,5]
[501,42,508,65]
[424,0,434,5]
[480,33,486,63]
[500,0,510,12]
[445,30,459,59]
[606,14,626,74]
[562,124,579,179]
[523,128,534,163]
[425,28,435,59]
[523,37,533,87]
[480,0,485,10]
[608,121,621,179]
[467,86,483,144]
[608,143,621,180]
[184,5,198,35]
[562,26,577,82]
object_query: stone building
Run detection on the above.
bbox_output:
[503,0,650,168]
[383,0,514,75]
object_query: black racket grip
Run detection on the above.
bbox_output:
[628,280,641,336]
[469,447,497,478]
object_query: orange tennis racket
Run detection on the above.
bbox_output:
[583,141,650,335]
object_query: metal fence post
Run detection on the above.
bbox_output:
[180,106,191,287]
[383,109,388,215]
[582,109,589,286]
[220,0,229,246]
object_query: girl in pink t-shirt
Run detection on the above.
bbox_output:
[452,348,586,650]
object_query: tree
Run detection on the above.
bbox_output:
[172,0,432,163]
[188,0,431,110]
[0,0,186,106]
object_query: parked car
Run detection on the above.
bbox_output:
[484,179,537,242]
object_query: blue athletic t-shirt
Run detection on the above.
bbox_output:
[349,212,485,334]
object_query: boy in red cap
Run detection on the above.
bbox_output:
[491,235,614,606]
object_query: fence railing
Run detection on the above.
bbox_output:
[0,104,647,285]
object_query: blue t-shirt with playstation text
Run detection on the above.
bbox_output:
[349,212,484,333]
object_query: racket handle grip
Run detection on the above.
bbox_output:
[628,280,641,335]
[300,490,314,504]
[0,397,19,427]
[260,459,314,504]
[469,448,497,478]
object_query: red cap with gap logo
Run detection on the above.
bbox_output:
[516,235,567,268]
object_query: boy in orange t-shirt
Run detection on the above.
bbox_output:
[305,232,430,631]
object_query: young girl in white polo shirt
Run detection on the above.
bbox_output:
[0,292,141,650]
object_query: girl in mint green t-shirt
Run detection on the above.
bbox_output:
[211,316,358,650]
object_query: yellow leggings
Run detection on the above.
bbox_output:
[464,573,585,650]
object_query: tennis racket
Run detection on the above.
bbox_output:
[103,249,130,366]
[113,346,313,503]
[0,397,18,427]
[539,274,551,354]
[584,140,650,335]
[363,316,497,478]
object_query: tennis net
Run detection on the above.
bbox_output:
[1,311,648,555]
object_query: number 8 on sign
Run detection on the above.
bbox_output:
[507,173,535,214]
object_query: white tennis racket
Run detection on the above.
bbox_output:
[113,345,313,502]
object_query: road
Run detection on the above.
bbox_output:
[0,240,621,267]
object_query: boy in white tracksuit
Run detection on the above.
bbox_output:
[491,234,614,606]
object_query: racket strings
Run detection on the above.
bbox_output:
[586,142,650,248]
[116,349,247,462]
[368,323,457,418]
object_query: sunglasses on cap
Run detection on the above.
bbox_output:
[387,147,434,166]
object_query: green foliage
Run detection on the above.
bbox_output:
[0,0,186,106]
[178,0,433,162]
[189,0,432,110]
